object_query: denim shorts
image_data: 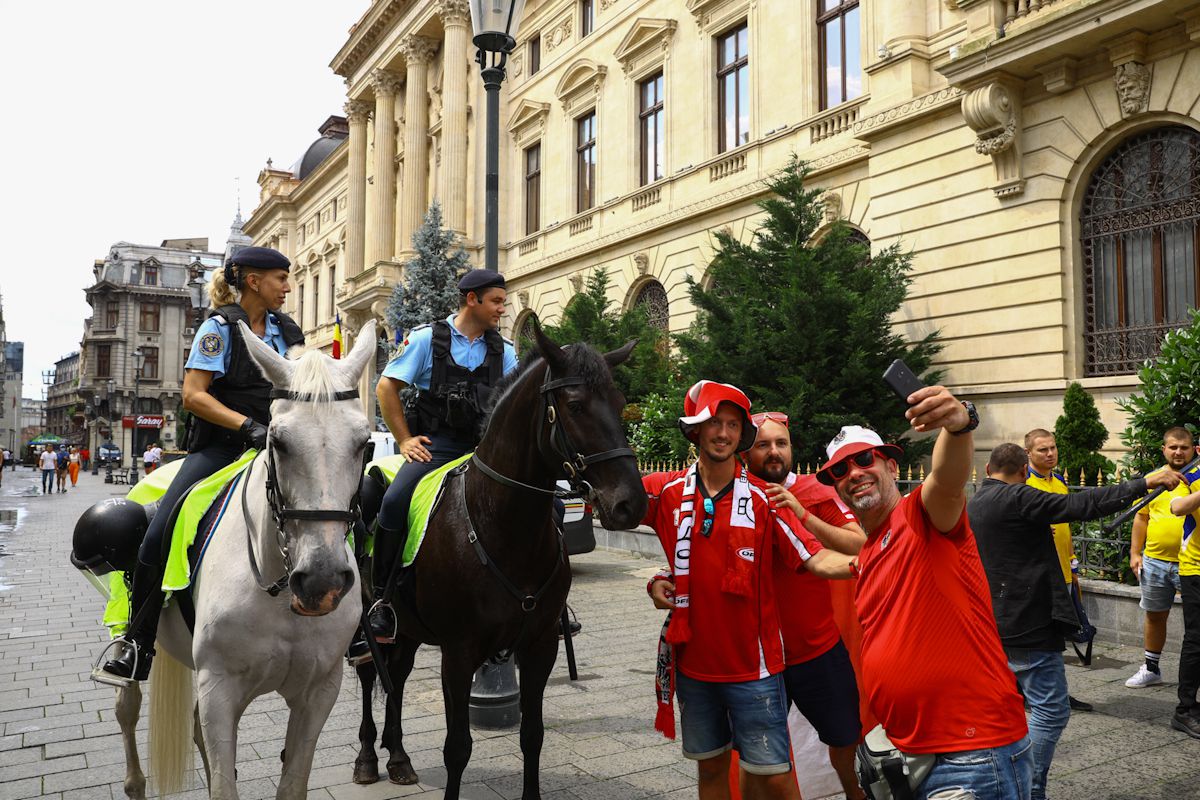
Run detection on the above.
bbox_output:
[676,671,792,775]
[1140,555,1181,612]
[918,736,1033,800]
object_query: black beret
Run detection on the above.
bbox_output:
[458,269,506,294]
[228,246,290,272]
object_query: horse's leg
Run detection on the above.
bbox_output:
[115,684,146,800]
[441,645,485,800]
[516,626,560,800]
[353,661,380,784]
[275,666,343,800]
[193,702,212,788]
[197,669,253,800]
[383,637,420,784]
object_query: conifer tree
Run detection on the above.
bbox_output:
[676,156,942,466]
[384,202,470,344]
[1054,382,1114,486]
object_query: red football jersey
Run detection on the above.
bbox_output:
[643,469,824,682]
[854,486,1027,754]
[772,473,857,664]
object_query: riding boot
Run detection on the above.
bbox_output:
[368,523,406,642]
[102,562,164,682]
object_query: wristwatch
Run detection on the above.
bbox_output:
[951,400,979,436]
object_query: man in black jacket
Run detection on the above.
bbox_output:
[968,443,1180,800]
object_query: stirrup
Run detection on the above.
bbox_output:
[90,638,138,688]
[368,598,398,644]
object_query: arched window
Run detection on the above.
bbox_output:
[515,312,538,355]
[1082,126,1200,375]
[634,280,669,332]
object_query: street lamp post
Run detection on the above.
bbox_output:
[131,347,145,485]
[467,0,527,730]
[103,379,115,483]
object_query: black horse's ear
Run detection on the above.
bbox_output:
[604,339,638,368]
[532,317,568,373]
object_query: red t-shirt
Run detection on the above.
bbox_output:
[773,473,857,664]
[855,486,1027,754]
[643,469,824,682]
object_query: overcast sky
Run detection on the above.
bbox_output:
[0,1,365,396]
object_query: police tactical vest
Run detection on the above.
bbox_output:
[188,304,305,451]
[408,320,504,444]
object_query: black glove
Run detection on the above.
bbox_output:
[239,418,268,451]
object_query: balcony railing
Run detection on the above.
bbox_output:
[1004,0,1064,25]
[710,152,747,182]
[631,185,662,212]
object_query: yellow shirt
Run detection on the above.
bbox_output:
[1138,467,1188,563]
[1027,469,1073,583]
[1179,467,1200,577]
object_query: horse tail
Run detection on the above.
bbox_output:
[149,647,194,796]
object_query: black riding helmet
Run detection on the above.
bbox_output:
[70,498,151,576]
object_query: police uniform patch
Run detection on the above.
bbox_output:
[199,333,224,357]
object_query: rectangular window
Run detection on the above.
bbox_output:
[576,112,597,213]
[105,301,119,329]
[144,266,158,286]
[96,344,111,378]
[139,303,160,332]
[717,24,750,153]
[328,266,336,319]
[525,143,542,235]
[818,0,862,109]
[580,0,594,37]
[142,347,159,380]
[639,72,665,185]
[312,277,320,327]
[529,35,541,75]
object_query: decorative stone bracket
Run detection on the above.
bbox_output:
[1106,32,1151,118]
[962,78,1024,198]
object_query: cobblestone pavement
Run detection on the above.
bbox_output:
[2,466,1200,799]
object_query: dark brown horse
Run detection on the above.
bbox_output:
[352,324,647,800]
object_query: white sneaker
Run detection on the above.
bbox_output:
[1125,665,1164,688]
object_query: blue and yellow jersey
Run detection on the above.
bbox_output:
[1178,465,1200,577]
[1138,466,1188,563]
[1027,468,1073,583]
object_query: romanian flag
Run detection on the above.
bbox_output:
[332,312,343,359]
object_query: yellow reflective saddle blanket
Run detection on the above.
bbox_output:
[102,451,257,637]
[360,453,471,567]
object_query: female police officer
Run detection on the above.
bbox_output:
[98,246,304,683]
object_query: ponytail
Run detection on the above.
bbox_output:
[209,269,238,309]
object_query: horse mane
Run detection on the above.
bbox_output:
[485,342,611,421]
[284,347,339,406]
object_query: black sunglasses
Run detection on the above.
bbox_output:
[828,450,878,481]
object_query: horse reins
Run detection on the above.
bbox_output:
[242,388,363,597]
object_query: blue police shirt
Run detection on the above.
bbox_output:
[381,314,518,390]
[184,313,291,379]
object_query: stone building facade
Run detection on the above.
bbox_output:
[45,351,81,442]
[246,0,1200,455]
[78,239,221,459]
[0,296,23,452]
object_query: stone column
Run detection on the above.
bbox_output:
[344,99,372,277]
[367,69,403,268]
[399,35,439,255]
[438,0,471,235]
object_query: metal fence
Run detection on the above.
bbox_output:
[640,459,1140,585]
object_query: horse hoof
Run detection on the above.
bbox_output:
[388,762,419,785]
[353,761,380,784]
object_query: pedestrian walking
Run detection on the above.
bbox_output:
[642,381,853,800]
[818,389,1034,800]
[1127,427,1194,688]
[80,446,90,471]
[969,442,1179,800]
[142,445,155,474]
[151,442,162,468]
[68,446,81,487]
[38,445,56,494]
[55,446,69,493]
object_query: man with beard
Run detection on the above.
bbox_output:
[642,381,853,800]
[818,389,1034,800]
[1127,427,1195,688]
[652,411,866,798]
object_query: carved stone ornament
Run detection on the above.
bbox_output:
[510,52,524,80]
[399,35,439,65]
[371,69,403,96]
[633,252,649,274]
[543,16,572,52]
[962,80,1024,197]
[437,0,470,25]
[518,290,530,309]
[569,274,584,293]
[344,99,373,124]
[1114,62,1151,117]
[822,192,842,224]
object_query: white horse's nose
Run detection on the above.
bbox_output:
[289,550,355,615]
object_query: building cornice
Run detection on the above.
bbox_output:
[330,0,408,79]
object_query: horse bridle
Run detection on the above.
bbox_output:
[242,388,363,597]
[470,365,636,499]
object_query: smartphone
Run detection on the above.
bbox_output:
[883,359,926,404]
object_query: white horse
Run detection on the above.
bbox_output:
[114,321,376,800]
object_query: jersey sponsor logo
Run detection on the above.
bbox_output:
[199,333,223,356]
[880,529,893,550]
[736,547,755,563]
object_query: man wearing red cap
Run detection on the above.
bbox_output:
[642,381,853,800]
[816,388,1032,799]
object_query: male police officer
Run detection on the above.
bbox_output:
[370,269,518,639]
